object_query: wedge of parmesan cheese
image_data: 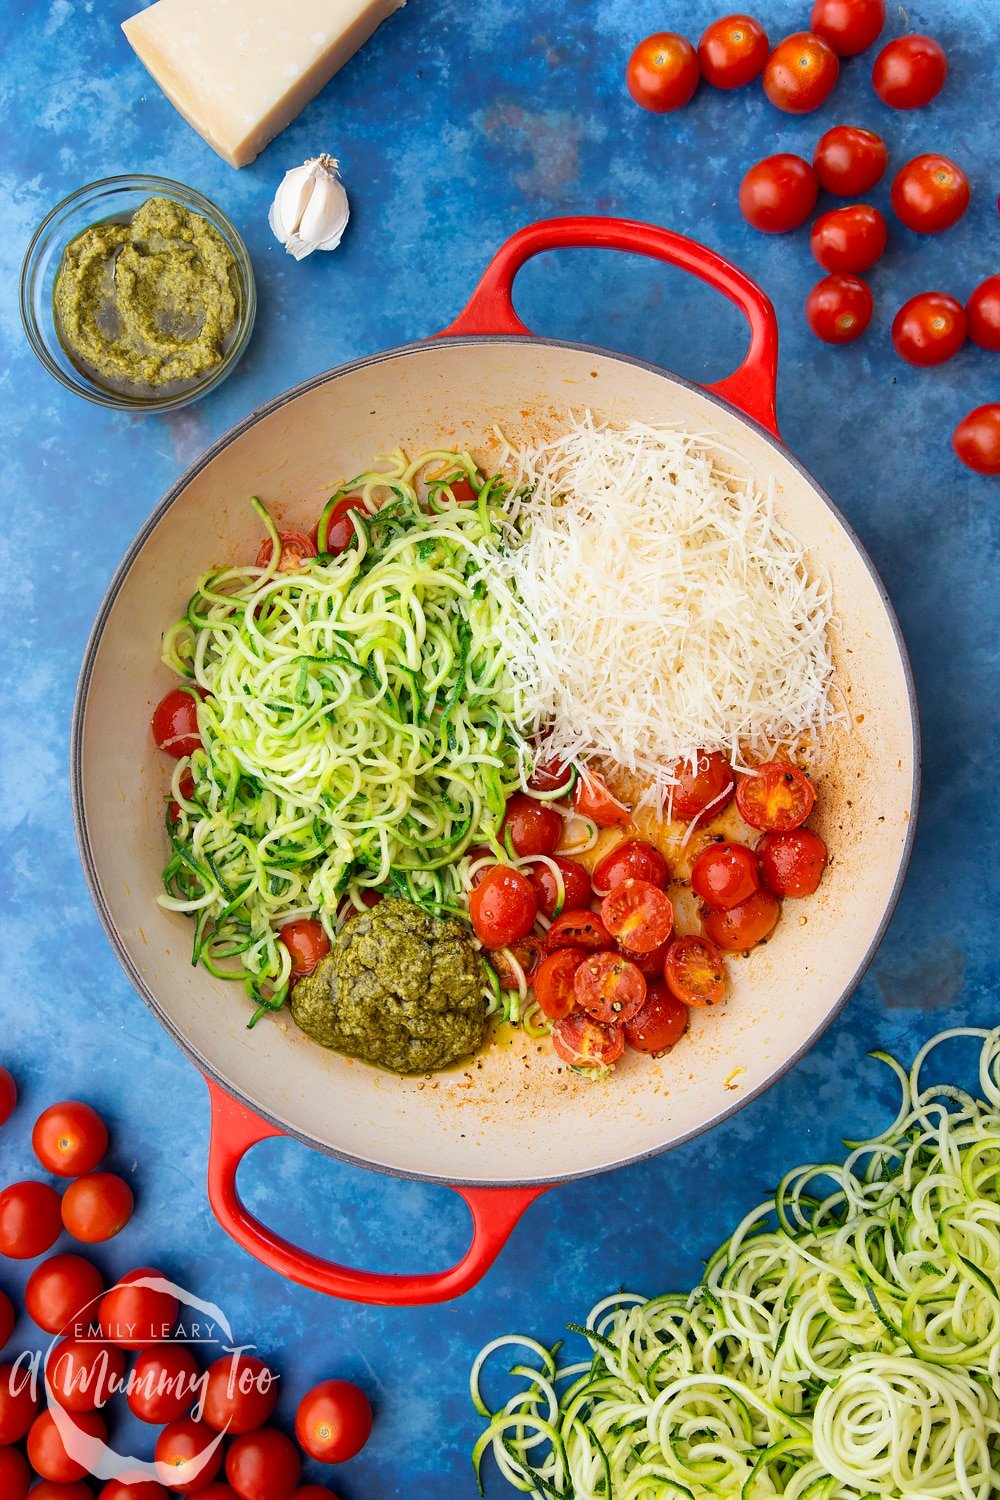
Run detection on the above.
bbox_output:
[122,0,405,168]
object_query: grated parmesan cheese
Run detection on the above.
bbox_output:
[494,414,840,808]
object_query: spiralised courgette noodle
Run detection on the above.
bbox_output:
[471,1027,1000,1499]
[159,449,539,1017]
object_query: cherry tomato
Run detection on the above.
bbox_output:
[697,14,769,89]
[190,1489,239,1499]
[872,34,947,109]
[757,828,829,897]
[487,936,545,991]
[601,879,674,953]
[0,1359,41,1442]
[201,1352,278,1434]
[664,935,727,1007]
[99,1268,178,1350]
[573,953,647,1024]
[156,1417,224,1494]
[763,32,839,114]
[26,1253,105,1335]
[953,405,1000,475]
[891,154,969,234]
[46,1334,126,1411]
[806,273,873,344]
[573,771,630,828]
[736,763,817,831]
[33,1483,95,1500]
[32,1101,108,1179]
[468,865,538,948]
[151,687,202,759]
[528,856,592,920]
[225,1428,301,1500]
[28,1407,107,1482]
[624,981,690,1053]
[101,1481,171,1499]
[739,155,818,234]
[810,205,887,273]
[316,496,368,555]
[61,1172,134,1244]
[704,889,781,951]
[279,919,330,981]
[0,1447,30,1500]
[527,757,572,794]
[255,530,316,572]
[442,476,477,503]
[891,293,966,367]
[167,768,197,824]
[128,1344,201,1424]
[810,0,885,56]
[0,1066,16,1124]
[534,949,586,1020]
[813,125,887,195]
[551,1014,625,1069]
[691,841,760,910]
[626,32,699,113]
[0,1180,62,1258]
[501,794,563,857]
[545,910,614,953]
[618,935,673,979]
[295,1379,372,1464]
[668,751,737,820]
[0,1289,12,1348]
[592,839,669,894]
[967,277,1000,351]
[291,1491,339,1500]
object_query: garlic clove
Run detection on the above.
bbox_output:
[268,154,350,261]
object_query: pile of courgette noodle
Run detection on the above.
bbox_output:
[471,1026,1000,1500]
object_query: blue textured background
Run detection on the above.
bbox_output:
[1,0,997,1493]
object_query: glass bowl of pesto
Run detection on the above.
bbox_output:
[20,174,256,412]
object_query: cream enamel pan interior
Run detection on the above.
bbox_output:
[73,336,917,1188]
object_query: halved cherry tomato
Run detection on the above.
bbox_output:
[545,910,614,953]
[152,687,202,759]
[551,1014,625,1069]
[601,879,674,953]
[128,1345,202,1424]
[0,1180,62,1257]
[46,1335,126,1411]
[739,155,818,234]
[691,841,760,910]
[501,794,563,857]
[61,1172,134,1244]
[624,981,690,1053]
[626,32,700,113]
[316,496,368,555]
[156,1417,224,1494]
[697,14,769,89]
[33,1101,108,1178]
[952,405,1000,476]
[810,205,887,273]
[255,530,316,572]
[891,154,968,234]
[28,1408,107,1483]
[469,865,537,948]
[529,856,592,920]
[763,32,839,114]
[810,0,885,57]
[99,1267,178,1350]
[872,34,946,109]
[534,948,586,1020]
[891,292,966,367]
[736,762,816,831]
[573,771,630,828]
[278,919,330,981]
[664,935,727,1007]
[619,936,673,979]
[668,751,736,821]
[806,273,874,344]
[967,277,1000,351]
[488,936,544,991]
[704,889,781,951]
[573,953,646,1023]
[26,1255,105,1336]
[757,828,829,897]
[813,125,887,195]
[592,839,669,894]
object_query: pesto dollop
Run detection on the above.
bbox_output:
[290,897,488,1074]
[53,196,239,392]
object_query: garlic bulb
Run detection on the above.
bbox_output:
[268,155,350,261]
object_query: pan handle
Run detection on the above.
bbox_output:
[437,216,780,438]
[203,1077,548,1305]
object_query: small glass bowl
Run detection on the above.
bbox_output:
[20,174,256,412]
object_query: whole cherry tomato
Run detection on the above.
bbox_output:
[697,14,769,89]
[810,205,887,273]
[155,1416,224,1494]
[291,1490,339,1500]
[664,936,727,1007]
[33,1101,108,1178]
[0,1288,13,1348]
[967,277,1000,351]
[534,948,587,1021]
[61,1172,134,1243]
[100,1267,178,1350]
[551,1015,625,1069]
[26,1253,105,1335]
[128,1344,202,1423]
[295,1378,373,1463]
[757,828,829,897]
[810,0,885,56]
[0,1359,41,1442]
[573,953,647,1024]
[100,1480,171,1499]
[0,1066,16,1125]
[704,889,781,951]
[736,763,817,831]
[872,34,947,108]
[806,274,874,344]
[33,1483,96,1500]
[0,1446,30,1500]
[46,1334,127,1411]
[316,496,368,555]
[528,856,592,919]
[0,1180,62,1258]
[28,1407,107,1483]
[226,1428,301,1500]
[201,1352,279,1434]
[501,794,563,857]
[891,293,966,367]
[691,841,760,910]
[739,155,818,234]
[151,687,203,758]
[468,865,537,948]
[667,751,736,820]
[891,154,969,234]
[952,406,1000,475]
[278,919,330,981]
[763,32,839,114]
[813,125,887,195]
[573,771,630,828]
[592,838,669,894]
[255,531,316,572]
[624,980,689,1054]
[626,32,700,112]
[601,879,674,953]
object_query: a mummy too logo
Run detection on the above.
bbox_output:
[7,1272,277,1488]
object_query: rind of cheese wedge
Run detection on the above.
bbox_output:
[122,0,405,169]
